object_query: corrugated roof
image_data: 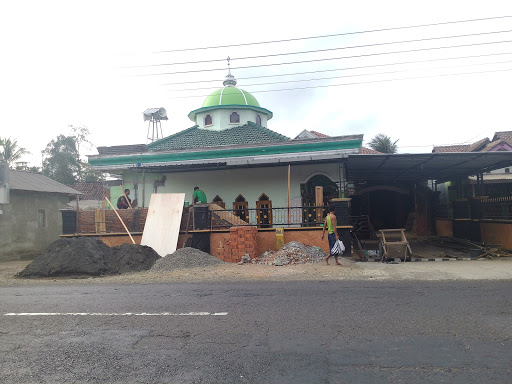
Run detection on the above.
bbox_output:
[9,170,82,195]
[67,182,107,200]
[96,144,147,155]
[147,122,290,151]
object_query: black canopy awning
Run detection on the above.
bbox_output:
[344,152,512,182]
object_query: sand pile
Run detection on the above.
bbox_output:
[255,241,327,265]
[151,247,224,272]
[18,237,160,277]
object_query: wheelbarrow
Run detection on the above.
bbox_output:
[378,229,413,262]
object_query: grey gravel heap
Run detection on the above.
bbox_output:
[255,241,327,266]
[150,247,224,272]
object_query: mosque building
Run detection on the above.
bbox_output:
[89,68,363,213]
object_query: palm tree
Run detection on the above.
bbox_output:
[0,137,30,167]
[367,134,399,154]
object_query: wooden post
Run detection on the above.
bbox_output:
[287,165,291,223]
[142,170,146,208]
[315,186,324,224]
[75,194,80,234]
[104,197,136,244]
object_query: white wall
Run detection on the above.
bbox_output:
[122,163,341,208]
[197,109,268,130]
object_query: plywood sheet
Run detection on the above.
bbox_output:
[141,193,185,256]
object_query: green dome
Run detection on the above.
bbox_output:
[202,87,260,108]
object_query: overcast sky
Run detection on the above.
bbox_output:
[1,0,512,167]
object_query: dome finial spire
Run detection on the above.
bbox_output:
[223,56,237,87]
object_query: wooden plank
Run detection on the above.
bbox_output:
[141,193,185,257]
[315,186,323,223]
[209,203,248,226]
[104,197,135,244]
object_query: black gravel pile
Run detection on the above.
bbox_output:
[18,237,160,277]
[111,243,160,274]
[151,247,224,272]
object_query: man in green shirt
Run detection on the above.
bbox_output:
[193,186,207,204]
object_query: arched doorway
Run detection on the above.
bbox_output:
[300,174,339,206]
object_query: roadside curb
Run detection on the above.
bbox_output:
[362,257,485,262]
[411,257,484,262]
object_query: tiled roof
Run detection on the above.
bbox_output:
[67,182,107,200]
[432,144,470,153]
[360,147,382,154]
[310,130,330,138]
[493,131,512,145]
[468,137,490,152]
[481,138,511,152]
[147,122,290,151]
[9,170,82,195]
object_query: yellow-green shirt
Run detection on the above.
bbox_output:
[326,214,335,234]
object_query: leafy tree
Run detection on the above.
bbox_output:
[42,127,103,184]
[42,135,81,184]
[69,125,93,181]
[368,134,399,154]
[0,137,30,167]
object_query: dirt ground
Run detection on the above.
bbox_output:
[2,237,511,286]
[2,255,512,287]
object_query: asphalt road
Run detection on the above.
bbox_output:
[1,280,512,383]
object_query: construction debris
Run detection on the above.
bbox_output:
[253,241,327,266]
[18,237,160,278]
[150,247,224,272]
[422,237,512,259]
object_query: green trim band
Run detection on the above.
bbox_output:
[89,139,362,167]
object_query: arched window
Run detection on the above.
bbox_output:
[255,114,261,126]
[204,114,212,126]
[230,112,240,123]
[233,194,249,223]
[212,195,225,209]
[256,193,273,228]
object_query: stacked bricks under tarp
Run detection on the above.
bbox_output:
[227,226,258,263]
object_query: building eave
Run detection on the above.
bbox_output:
[89,136,363,172]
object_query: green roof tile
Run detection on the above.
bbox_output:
[147,122,290,151]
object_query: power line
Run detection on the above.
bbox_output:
[169,67,512,99]
[153,15,512,53]
[166,59,512,92]
[127,29,512,68]
[136,39,512,77]
[161,52,512,86]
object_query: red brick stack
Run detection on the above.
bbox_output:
[227,226,258,263]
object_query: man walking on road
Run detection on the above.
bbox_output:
[321,204,341,265]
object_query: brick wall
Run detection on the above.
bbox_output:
[78,208,148,234]
[207,227,258,263]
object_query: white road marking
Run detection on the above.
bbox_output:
[4,312,228,316]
